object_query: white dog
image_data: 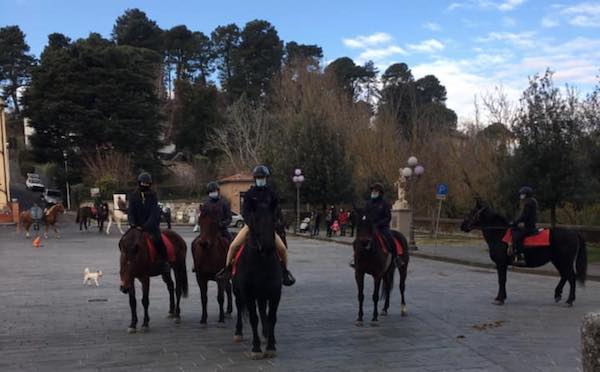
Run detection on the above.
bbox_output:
[83,268,103,286]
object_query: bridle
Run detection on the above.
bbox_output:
[466,206,509,231]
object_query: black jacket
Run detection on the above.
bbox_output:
[202,196,232,230]
[128,189,161,233]
[365,196,392,229]
[242,185,279,224]
[515,197,538,232]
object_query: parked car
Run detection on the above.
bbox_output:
[43,188,63,205]
[230,212,245,228]
[25,173,45,191]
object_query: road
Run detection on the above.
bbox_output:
[0,222,597,371]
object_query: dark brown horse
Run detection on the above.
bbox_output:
[19,203,65,239]
[461,199,587,306]
[119,228,189,333]
[352,209,409,325]
[191,208,233,325]
[76,203,109,232]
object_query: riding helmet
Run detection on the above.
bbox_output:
[518,186,533,196]
[252,165,270,178]
[207,181,220,193]
[137,172,152,185]
[370,183,384,194]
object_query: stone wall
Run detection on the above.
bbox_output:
[161,201,201,225]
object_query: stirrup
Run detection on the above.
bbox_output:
[282,270,295,286]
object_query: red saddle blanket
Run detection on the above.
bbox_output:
[502,229,550,247]
[374,231,404,255]
[145,233,177,262]
[232,244,246,277]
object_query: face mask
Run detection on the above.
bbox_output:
[256,178,267,187]
[139,184,150,191]
[371,192,379,199]
[209,191,219,199]
[520,194,526,200]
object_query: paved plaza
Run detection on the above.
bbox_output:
[1,222,598,371]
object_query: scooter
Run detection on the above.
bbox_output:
[299,217,311,233]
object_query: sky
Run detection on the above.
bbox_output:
[2,0,600,121]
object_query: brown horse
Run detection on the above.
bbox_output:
[19,203,65,239]
[352,208,409,325]
[76,204,109,232]
[119,228,189,333]
[191,209,233,325]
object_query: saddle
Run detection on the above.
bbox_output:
[502,229,550,247]
[145,233,177,262]
[374,231,404,256]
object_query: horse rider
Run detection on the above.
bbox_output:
[217,165,295,286]
[351,183,403,268]
[509,186,538,266]
[202,181,233,242]
[128,172,169,272]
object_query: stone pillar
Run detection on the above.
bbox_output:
[11,200,19,223]
[391,209,411,239]
[582,312,600,371]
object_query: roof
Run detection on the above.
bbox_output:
[219,172,253,184]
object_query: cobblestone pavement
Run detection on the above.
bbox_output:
[1,224,598,371]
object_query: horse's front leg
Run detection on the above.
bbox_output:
[371,277,381,323]
[247,300,262,359]
[141,277,150,331]
[225,280,233,315]
[258,299,268,339]
[264,296,280,357]
[554,277,567,303]
[234,294,244,342]
[217,278,225,324]
[128,283,138,333]
[44,224,48,239]
[106,219,111,235]
[495,264,508,305]
[198,276,208,325]
[355,270,365,325]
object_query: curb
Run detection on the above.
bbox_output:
[289,232,600,283]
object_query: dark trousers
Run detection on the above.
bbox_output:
[341,224,347,236]
[150,230,167,260]
[511,227,536,255]
[312,223,320,236]
[326,222,332,237]
[378,227,396,257]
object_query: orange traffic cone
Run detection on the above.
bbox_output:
[33,236,41,248]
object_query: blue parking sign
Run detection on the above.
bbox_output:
[436,184,448,199]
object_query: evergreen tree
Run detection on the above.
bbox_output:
[0,25,35,115]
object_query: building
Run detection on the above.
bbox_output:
[0,99,14,223]
[219,173,253,214]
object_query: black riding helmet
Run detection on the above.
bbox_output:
[519,186,533,196]
[137,172,152,185]
[252,165,270,178]
[370,183,384,194]
[207,181,219,193]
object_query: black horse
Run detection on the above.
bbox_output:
[461,199,587,306]
[232,209,282,360]
[353,209,409,325]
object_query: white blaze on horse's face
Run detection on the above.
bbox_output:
[362,216,366,221]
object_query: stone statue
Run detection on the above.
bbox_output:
[392,175,409,210]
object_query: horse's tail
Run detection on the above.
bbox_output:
[76,208,81,223]
[176,240,189,298]
[576,233,587,285]
[380,264,395,304]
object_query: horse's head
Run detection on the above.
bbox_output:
[247,208,276,255]
[198,206,220,248]
[353,208,375,251]
[118,228,145,294]
[461,199,506,232]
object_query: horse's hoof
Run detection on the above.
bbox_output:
[492,299,504,306]
[217,321,226,328]
[200,321,207,328]
[566,302,574,307]
[250,352,263,360]
[380,310,388,316]
[263,350,277,359]
[355,320,364,327]
[127,327,136,334]
[233,335,243,342]
[141,326,149,333]
[174,316,181,324]
[225,312,233,318]
[370,320,379,327]
[554,296,562,303]
[401,306,408,316]
[167,313,175,319]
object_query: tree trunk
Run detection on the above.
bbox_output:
[11,91,21,116]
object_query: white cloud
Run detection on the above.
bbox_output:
[342,32,393,49]
[498,0,526,11]
[502,16,517,27]
[423,21,442,31]
[358,46,407,62]
[542,2,600,28]
[407,39,445,53]
[447,0,526,12]
[541,16,559,28]
[476,31,537,48]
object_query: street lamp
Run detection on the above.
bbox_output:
[62,150,71,210]
[402,156,424,250]
[292,168,304,233]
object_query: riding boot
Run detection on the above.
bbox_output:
[281,262,295,286]
[216,264,232,281]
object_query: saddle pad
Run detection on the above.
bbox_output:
[146,233,177,263]
[232,244,246,277]
[375,231,405,256]
[502,229,550,247]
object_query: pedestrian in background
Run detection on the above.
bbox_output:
[312,210,321,236]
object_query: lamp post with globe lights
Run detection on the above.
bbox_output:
[292,169,304,232]
[402,156,424,250]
